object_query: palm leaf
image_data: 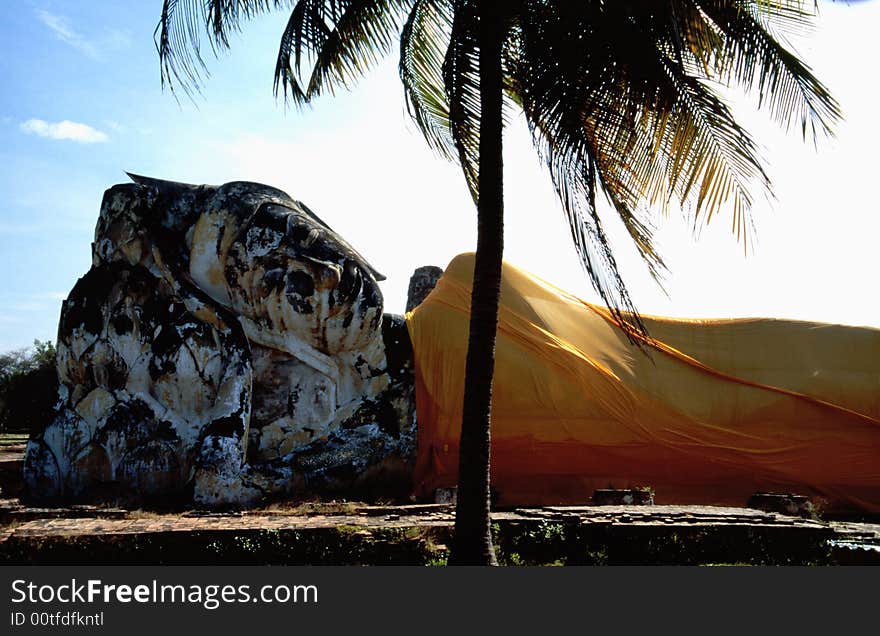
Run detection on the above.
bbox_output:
[699,0,841,140]
[157,1,297,96]
[303,0,412,100]
[399,0,457,160]
[274,0,335,102]
[441,0,481,199]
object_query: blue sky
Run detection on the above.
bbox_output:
[1,0,879,352]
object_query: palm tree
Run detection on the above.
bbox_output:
[155,0,839,565]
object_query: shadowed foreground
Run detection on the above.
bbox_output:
[2,496,879,565]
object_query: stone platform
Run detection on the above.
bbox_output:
[2,496,878,565]
[2,441,879,564]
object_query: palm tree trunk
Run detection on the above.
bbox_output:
[449,0,504,567]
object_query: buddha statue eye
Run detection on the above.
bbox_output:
[286,220,311,244]
[335,260,363,305]
[285,270,315,299]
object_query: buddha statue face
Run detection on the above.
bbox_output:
[177,181,386,361]
[221,202,384,356]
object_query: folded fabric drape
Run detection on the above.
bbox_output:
[406,253,880,511]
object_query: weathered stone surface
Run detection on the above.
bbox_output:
[23,176,416,507]
[405,266,443,313]
[747,492,814,518]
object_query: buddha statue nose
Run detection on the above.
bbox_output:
[298,255,343,292]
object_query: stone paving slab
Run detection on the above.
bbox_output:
[0,502,841,539]
[1,494,879,564]
[2,499,878,564]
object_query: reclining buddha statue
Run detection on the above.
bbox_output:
[24,176,880,512]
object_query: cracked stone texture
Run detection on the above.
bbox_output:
[23,176,416,507]
[405,266,443,313]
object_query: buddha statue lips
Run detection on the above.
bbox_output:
[23,176,416,507]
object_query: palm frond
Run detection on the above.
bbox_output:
[156,0,209,97]
[521,103,662,336]
[503,0,827,333]
[274,1,337,103]
[698,0,841,139]
[399,0,456,160]
[441,0,481,200]
[301,1,412,100]
[505,6,656,336]
[551,132,655,337]
[157,0,296,96]
[655,63,769,238]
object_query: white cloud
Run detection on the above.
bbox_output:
[36,10,99,59]
[20,119,108,143]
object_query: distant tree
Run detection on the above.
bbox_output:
[155,0,839,564]
[0,340,58,434]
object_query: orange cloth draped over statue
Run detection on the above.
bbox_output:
[405,253,880,511]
